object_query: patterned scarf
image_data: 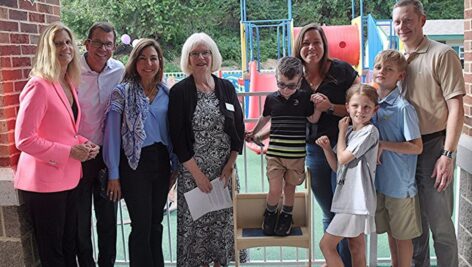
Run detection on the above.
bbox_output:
[107,81,149,170]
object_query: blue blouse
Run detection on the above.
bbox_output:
[103,82,179,180]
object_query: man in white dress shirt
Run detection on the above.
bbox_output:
[75,22,125,267]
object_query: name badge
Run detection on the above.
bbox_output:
[225,103,235,112]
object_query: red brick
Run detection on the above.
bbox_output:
[14,80,27,91]
[0,94,19,106]
[466,9,472,19]
[30,34,38,44]
[0,57,11,68]
[0,157,10,167]
[0,145,9,157]
[52,5,60,16]
[0,69,23,82]
[10,34,29,44]
[0,0,18,8]
[19,0,37,12]
[46,15,59,23]
[0,82,14,94]
[464,95,472,106]
[0,20,19,32]
[0,32,8,43]
[466,21,471,32]
[12,57,31,67]
[464,116,472,128]
[45,0,60,6]
[0,45,21,56]
[20,22,37,34]
[9,10,27,21]
[6,119,15,131]
[37,3,53,13]
[465,52,472,61]
[0,107,17,119]
[29,13,44,23]
[21,45,36,55]
[22,68,30,79]
[9,152,19,166]
[0,7,8,19]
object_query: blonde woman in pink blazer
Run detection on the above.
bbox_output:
[14,22,99,267]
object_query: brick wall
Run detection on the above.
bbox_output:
[0,0,60,168]
[0,0,60,265]
[459,1,472,266]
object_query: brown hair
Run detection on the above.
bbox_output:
[346,83,379,106]
[393,0,425,16]
[293,23,331,79]
[374,49,408,72]
[87,22,117,42]
[276,56,303,80]
[124,38,164,84]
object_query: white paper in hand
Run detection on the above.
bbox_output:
[184,178,233,221]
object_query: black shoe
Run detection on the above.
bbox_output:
[262,209,278,236]
[274,212,293,236]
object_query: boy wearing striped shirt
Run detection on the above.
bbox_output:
[246,56,318,236]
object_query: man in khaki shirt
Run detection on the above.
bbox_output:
[393,1,465,267]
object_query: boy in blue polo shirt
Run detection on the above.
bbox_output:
[245,56,318,236]
[372,50,423,267]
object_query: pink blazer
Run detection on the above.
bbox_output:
[15,76,87,193]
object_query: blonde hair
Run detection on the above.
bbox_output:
[30,22,80,85]
[374,49,408,72]
[346,83,379,106]
[180,32,222,75]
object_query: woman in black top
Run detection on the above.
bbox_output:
[168,32,247,267]
[293,23,359,267]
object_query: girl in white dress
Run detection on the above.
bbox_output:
[316,84,380,267]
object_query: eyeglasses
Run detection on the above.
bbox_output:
[87,39,114,50]
[276,78,301,90]
[189,50,212,58]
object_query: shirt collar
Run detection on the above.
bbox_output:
[403,36,430,56]
[276,90,299,101]
[379,87,400,106]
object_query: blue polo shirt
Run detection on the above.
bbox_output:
[372,87,421,198]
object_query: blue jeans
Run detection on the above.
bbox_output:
[306,143,352,267]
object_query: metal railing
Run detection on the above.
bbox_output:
[91,90,446,266]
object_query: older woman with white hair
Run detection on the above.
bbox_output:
[168,32,247,266]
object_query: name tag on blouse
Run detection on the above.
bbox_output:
[225,103,234,112]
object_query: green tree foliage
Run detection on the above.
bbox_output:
[62,0,463,67]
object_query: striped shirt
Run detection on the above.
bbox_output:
[262,91,314,158]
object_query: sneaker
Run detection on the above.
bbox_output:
[262,209,278,236]
[274,212,293,236]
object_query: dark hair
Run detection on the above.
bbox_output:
[276,56,303,80]
[374,49,408,72]
[293,23,331,79]
[346,83,379,106]
[393,0,425,16]
[87,22,117,42]
[124,38,164,84]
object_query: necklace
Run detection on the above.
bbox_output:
[305,74,322,92]
[144,87,158,102]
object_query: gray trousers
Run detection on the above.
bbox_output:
[412,135,458,267]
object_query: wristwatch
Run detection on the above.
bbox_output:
[326,104,335,115]
[441,149,455,159]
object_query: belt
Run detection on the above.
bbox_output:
[421,130,445,143]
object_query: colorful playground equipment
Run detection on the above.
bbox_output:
[241,0,396,155]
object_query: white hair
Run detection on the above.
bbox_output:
[180,32,222,75]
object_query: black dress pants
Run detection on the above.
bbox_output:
[120,143,171,267]
[22,187,79,267]
[76,149,118,267]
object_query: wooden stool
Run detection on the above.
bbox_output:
[232,171,312,266]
